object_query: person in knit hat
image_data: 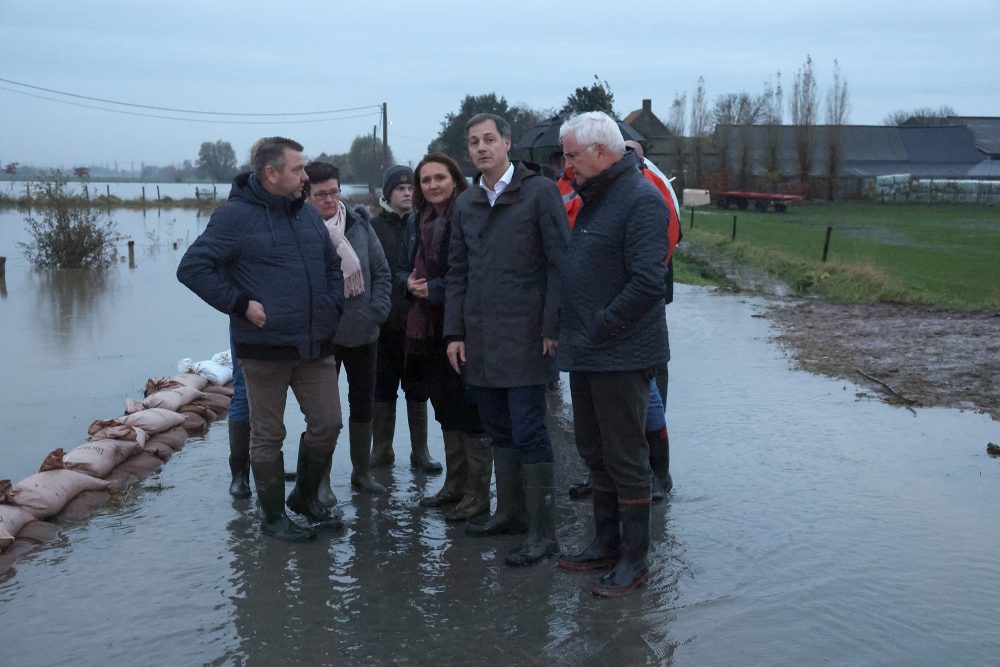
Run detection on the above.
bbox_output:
[369,165,442,474]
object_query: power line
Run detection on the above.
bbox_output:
[0,85,382,125]
[0,76,381,117]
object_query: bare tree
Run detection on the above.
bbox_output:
[735,93,765,190]
[689,76,709,188]
[713,94,737,190]
[825,59,850,201]
[761,72,783,190]
[790,55,818,195]
[883,105,957,126]
[667,92,687,191]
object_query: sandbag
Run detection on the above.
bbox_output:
[211,350,232,367]
[190,392,231,418]
[169,373,210,391]
[142,385,205,412]
[0,505,36,552]
[178,357,233,386]
[180,411,208,431]
[64,439,142,478]
[15,520,61,545]
[56,490,111,523]
[122,408,186,435]
[143,441,174,462]
[39,448,65,472]
[202,384,234,398]
[9,470,111,519]
[87,423,149,444]
[146,425,187,451]
[114,452,163,479]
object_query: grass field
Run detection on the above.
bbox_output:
[675,203,1000,309]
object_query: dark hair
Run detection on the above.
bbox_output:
[412,153,468,212]
[304,161,340,192]
[251,136,303,176]
[465,113,511,141]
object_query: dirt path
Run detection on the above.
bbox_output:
[765,299,1000,421]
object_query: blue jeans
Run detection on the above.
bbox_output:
[230,337,249,422]
[645,380,665,432]
[471,385,553,464]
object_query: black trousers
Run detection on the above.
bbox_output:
[404,346,482,435]
[334,342,377,424]
[374,327,427,403]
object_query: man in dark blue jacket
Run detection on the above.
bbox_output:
[177,136,344,543]
[554,113,668,597]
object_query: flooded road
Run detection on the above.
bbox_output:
[1,207,999,664]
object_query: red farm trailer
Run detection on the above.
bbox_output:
[714,191,804,213]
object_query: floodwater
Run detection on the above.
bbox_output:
[1,180,368,201]
[1,207,999,664]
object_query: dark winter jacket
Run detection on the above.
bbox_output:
[556,152,669,372]
[370,201,412,333]
[444,162,569,388]
[332,206,391,347]
[176,172,344,361]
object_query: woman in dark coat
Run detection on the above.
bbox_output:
[396,153,491,522]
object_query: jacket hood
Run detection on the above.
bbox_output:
[228,172,308,215]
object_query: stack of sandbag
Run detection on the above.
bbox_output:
[0,349,236,574]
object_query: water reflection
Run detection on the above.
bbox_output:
[28,268,115,350]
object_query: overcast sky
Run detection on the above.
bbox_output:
[1,0,997,172]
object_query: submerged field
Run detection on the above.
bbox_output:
[675,203,1000,309]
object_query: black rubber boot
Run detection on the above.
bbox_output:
[445,433,493,522]
[649,428,673,502]
[505,462,558,567]
[591,501,651,597]
[408,400,441,473]
[568,470,593,499]
[228,420,252,498]
[349,420,387,494]
[286,446,344,532]
[420,430,466,507]
[466,446,526,536]
[557,488,620,570]
[251,456,316,543]
[370,401,396,468]
[316,455,338,509]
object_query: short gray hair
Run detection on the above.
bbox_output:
[251,136,303,175]
[466,113,511,141]
[559,112,625,156]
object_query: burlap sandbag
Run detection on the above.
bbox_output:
[142,385,205,412]
[15,520,61,545]
[143,441,174,462]
[192,392,231,417]
[180,411,208,431]
[146,425,187,451]
[121,408,186,435]
[64,439,142,478]
[169,373,210,391]
[0,505,36,552]
[9,469,111,519]
[202,384,235,397]
[86,423,149,443]
[114,452,163,479]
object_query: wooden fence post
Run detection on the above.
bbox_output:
[732,215,737,241]
[128,240,136,268]
[822,226,833,262]
[689,208,694,230]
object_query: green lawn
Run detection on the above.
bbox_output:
[677,203,1000,309]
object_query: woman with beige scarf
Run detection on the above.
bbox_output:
[305,162,392,497]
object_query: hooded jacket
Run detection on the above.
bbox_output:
[556,152,669,372]
[176,172,344,360]
[370,200,412,333]
[444,161,569,388]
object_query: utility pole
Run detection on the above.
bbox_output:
[382,102,388,170]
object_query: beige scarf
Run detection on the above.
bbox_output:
[323,200,365,297]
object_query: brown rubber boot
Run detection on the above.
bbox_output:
[445,433,493,522]
[419,430,466,507]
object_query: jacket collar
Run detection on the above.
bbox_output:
[239,172,307,215]
[468,161,541,206]
[573,151,639,203]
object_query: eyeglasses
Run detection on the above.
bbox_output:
[311,189,341,200]
[563,144,597,161]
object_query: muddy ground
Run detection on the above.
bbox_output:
[682,242,1000,422]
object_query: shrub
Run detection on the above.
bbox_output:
[19,172,123,268]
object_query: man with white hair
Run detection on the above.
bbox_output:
[555,112,669,597]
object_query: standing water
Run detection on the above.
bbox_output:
[0,206,998,664]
